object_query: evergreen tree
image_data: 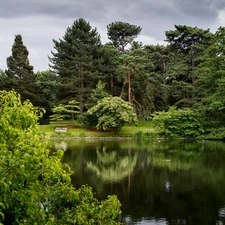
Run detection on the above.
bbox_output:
[116,48,157,116]
[107,21,142,53]
[5,34,37,103]
[145,45,172,110]
[165,25,212,106]
[0,69,8,90]
[49,18,102,115]
[100,44,120,95]
[35,70,58,123]
[165,25,212,87]
[196,27,225,125]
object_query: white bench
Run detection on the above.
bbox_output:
[54,127,68,133]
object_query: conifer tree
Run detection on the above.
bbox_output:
[165,25,212,106]
[107,21,142,53]
[49,18,102,115]
[5,34,36,103]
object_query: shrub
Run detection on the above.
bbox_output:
[152,107,205,138]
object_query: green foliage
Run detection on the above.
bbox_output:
[86,80,110,109]
[152,107,204,138]
[0,90,122,224]
[82,81,110,128]
[107,21,142,53]
[50,100,80,121]
[49,18,102,114]
[87,96,138,134]
[196,27,225,124]
[5,35,37,104]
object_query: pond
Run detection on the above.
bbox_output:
[51,139,225,225]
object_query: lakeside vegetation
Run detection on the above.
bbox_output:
[1,19,225,140]
[0,90,122,224]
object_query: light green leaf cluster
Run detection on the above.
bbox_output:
[50,100,80,121]
[88,96,138,134]
[0,90,122,224]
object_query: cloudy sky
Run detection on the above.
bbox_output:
[1,0,225,72]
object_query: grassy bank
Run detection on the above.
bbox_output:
[38,120,158,139]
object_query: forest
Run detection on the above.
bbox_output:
[1,18,225,138]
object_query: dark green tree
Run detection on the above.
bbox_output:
[144,45,172,111]
[35,70,58,123]
[165,25,212,86]
[196,26,225,127]
[49,18,102,115]
[117,48,157,116]
[0,69,8,90]
[100,44,120,95]
[5,34,37,103]
[165,25,212,106]
[107,21,142,53]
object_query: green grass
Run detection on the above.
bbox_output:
[38,120,157,138]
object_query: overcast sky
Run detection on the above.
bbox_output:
[1,0,225,72]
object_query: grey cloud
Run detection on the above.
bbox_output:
[1,0,225,71]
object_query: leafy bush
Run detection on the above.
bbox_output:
[0,90,122,224]
[152,107,205,138]
[87,96,138,134]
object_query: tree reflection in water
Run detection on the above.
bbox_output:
[86,146,138,183]
[52,140,225,225]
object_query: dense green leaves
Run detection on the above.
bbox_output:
[152,107,204,138]
[87,96,138,134]
[107,21,142,53]
[196,27,225,125]
[5,35,38,104]
[49,18,102,114]
[0,90,122,224]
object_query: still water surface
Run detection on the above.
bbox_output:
[51,139,225,225]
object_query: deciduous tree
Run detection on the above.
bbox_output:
[87,96,138,134]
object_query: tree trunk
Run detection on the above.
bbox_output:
[128,73,131,103]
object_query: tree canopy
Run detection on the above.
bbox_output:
[107,21,142,53]
[49,18,102,114]
[1,20,225,138]
[5,34,37,104]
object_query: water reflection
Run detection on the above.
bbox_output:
[51,139,225,225]
[86,146,138,183]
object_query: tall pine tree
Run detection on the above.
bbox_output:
[5,34,36,103]
[49,18,102,115]
[107,21,142,53]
